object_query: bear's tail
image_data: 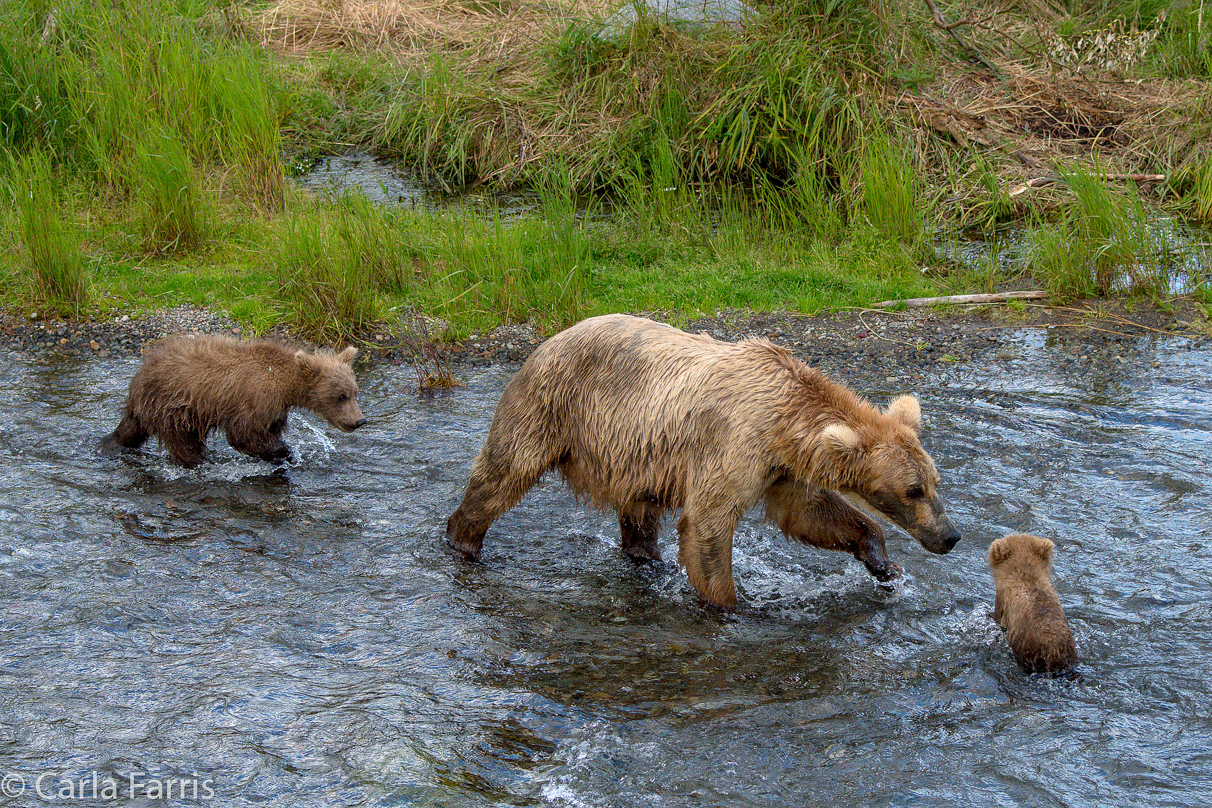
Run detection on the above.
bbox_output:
[98,408,149,455]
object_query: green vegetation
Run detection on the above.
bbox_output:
[9,149,88,315]
[1,0,1210,339]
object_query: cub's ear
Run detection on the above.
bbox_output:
[987,538,1012,567]
[820,423,861,456]
[1032,535,1055,563]
[337,346,358,364]
[887,394,921,434]
[294,350,318,373]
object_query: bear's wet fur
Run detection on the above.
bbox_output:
[987,533,1077,674]
[99,335,365,467]
[446,314,960,609]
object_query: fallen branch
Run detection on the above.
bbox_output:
[1008,172,1167,198]
[922,0,999,74]
[873,291,1049,309]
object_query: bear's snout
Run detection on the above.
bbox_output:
[336,416,366,432]
[917,516,961,554]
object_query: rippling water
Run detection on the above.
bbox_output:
[1,329,1210,807]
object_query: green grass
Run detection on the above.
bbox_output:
[134,127,206,254]
[1026,165,1176,302]
[1,0,1209,336]
[9,150,88,315]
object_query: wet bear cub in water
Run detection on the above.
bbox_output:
[99,335,365,467]
[987,533,1077,674]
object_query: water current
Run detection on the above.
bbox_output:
[1,327,1210,807]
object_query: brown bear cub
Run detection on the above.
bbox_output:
[987,533,1077,674]
[99,335,365,468]
[447,313,961,609]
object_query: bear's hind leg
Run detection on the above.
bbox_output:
[618,505,662,561]
[98,409,149,454]
[447,444,552,560]
[159,427,207,469]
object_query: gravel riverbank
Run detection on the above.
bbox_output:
[4,300,1208,381]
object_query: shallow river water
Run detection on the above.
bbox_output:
[1,327,1210,807]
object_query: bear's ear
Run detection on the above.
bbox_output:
[1032,535,1055,563]
[887,394,921,434]
[987,538,1011,567]
[294,350,318,375]
[337,346,358,364]
[820,422,861,456]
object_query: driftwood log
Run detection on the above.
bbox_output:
[873,291,1049,309]
[1008,173,1167,198]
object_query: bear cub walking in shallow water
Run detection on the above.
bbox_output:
[99,335,365,468]
[987,533,1077,673]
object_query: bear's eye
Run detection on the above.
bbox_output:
[906,485,925,500]
[338,393,347,402]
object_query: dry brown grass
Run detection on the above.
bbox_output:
[248,0,1211,209]
[896,57,1210,206]
[255,0,606,65]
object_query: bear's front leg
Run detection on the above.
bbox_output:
[676,505,741,609]
[99,409,150,454]
[852,520,900,583]
[226,426,294,465]
[765,483,901,582]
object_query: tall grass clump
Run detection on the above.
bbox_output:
[377,54,496,188]
[30,0,284,209]
[685,0,883,196]
[11,150,88,314]
[0,2,73,155]
[268,189,591,340]
[272,201,397,341]
[134,127,205,253]
[1191,155,1212,222]
[1162,0,1212,78]
[419,199,589,335]
[210,48,286,210]
[1028,166,1170,301]
[861,128,920,243]
[520,181,590,331]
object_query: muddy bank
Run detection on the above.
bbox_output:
[3,299,1209,379]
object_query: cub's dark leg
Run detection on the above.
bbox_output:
[618,504,662,561]
[765,481,901,582]
[98,407,149,454]
[159,427,207,469]
[226,421,293,465]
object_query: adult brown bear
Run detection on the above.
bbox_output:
[99,335,365,467]
[447,314,960,608]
